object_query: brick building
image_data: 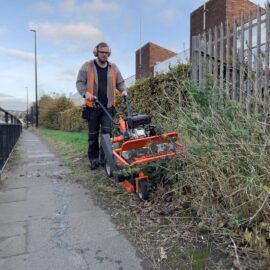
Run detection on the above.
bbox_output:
[136,42,176,80]
[190,0,260,51]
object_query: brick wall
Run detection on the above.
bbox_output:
[136,42,176,80]
[190,0,261,52]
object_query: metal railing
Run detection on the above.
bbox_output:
[0,107,22,175]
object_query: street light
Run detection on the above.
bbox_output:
[26,87,28,128]
[30,29,38,128]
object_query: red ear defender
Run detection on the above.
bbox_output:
[93,46,98,57]
[93,44,111,57]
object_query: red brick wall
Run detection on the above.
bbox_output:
[226,0,260,25]
[190,0,261,52]
[136,44,150,80]
[136,42,176,80]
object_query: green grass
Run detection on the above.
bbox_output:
[38,128,88,152]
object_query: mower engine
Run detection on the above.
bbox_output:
[125,113,154,139]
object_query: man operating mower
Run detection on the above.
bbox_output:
[76,42,127,170]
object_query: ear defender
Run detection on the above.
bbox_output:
[93,46,98,57]
[93,44,111,57]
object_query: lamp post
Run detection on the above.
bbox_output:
[26,87,29,128]
[30,29,38,128]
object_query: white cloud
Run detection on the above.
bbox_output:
[74,0,119,13]
[0,48,35,61]
[33,1,55,14]
[28,22,104,52]
[143,0,166,5]
[159,9,181,24]
[33,0,119,15]
[29,22,104,41]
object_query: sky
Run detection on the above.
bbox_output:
[0,0,267,110]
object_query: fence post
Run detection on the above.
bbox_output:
[220,22,224,90]
[214,26,218,88]
[192,36,199,84]
[226,20,230,94]
[198,34,203,88]
[247,10,253,116]
[240,13,245,105]
[208,28,213,74]
[265,1,270,123]
[255,6,262,114]
[203,31,207,87]
[232,17,237,101]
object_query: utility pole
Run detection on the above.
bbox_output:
[140,16,142,67]
[26,87,29,128]
[30,29,38,128]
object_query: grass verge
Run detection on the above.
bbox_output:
[35,127,233,270]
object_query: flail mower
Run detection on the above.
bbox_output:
[95,96,183,200]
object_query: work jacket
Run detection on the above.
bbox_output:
[76,60,126,108]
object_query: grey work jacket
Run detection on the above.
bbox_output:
[76,60,127,108]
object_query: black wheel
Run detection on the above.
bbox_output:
[104,158,113,177]
[138,180,149,200]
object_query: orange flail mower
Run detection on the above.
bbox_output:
[95,96,184,200]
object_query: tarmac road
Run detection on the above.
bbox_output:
[0,130,151,270]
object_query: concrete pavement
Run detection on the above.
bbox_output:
[0,130,150,270]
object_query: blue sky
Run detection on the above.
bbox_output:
[0,0,266,107]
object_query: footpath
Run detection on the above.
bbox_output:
[0,130,150,270]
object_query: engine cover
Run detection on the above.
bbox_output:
[126,114,151,129]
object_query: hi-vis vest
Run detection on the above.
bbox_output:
[85,61,118,108]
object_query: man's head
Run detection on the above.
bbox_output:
[93,42,111,63]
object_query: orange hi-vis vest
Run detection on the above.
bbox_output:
[85,61,118,108]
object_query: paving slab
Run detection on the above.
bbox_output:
[0,130,151,270]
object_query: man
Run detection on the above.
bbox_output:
[76,42,127,170]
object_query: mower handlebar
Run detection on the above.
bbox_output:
[92,96,118,127]
[123,95,132,117]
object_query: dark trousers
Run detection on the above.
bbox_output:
[87,107,114,161]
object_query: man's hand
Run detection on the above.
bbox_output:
[85,92,95,101]
[121,90,127,97]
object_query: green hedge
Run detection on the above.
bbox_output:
[117,64,190,121]
[58,106,87,131]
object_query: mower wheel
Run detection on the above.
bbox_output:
[138,180,149,200]
[104,158,113,178]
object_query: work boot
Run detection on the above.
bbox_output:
[90,159,99,170]
[99,158,105,167]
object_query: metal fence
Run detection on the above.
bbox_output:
[0,107,22,175]
[191,3,270,116]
